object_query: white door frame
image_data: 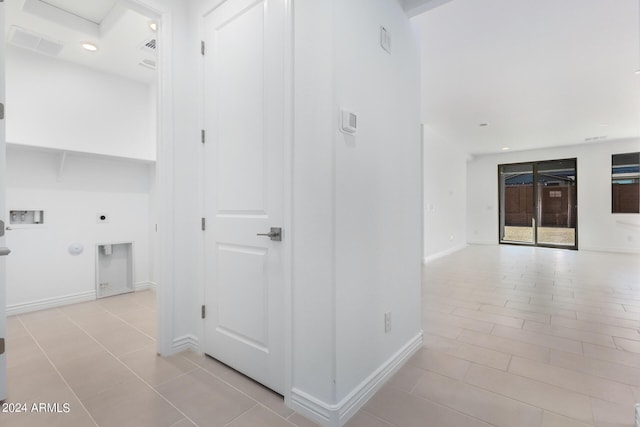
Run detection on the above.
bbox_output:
[281,0,294,406]
[0,0,173,398]
[120,0,174,356]
[0,0,7,403]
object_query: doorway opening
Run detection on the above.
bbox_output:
[3,0,163,335]
[499,158,578,249]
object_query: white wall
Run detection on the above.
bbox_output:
[292,0,336,407]
[294,0,423,423]
[170,1,422,424]
[422,125,467,261]
[333,0,422,403]
[467,138,640,253]
[5,46,156,161]
[165,0,203,347]
[5,146,154,312]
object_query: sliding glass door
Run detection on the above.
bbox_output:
[499,163,535,244]
[499,159,577,249]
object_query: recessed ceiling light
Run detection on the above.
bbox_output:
[81,42,98,52]
[149,22,158,31]
[502,147,510,151]
[479,123,489,127]
[635,69,640,75]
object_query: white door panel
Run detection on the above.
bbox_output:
[215,2,266,213]
[216,244,268,349]
[203,0,285,394]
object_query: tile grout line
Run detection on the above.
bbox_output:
[86,301,302,427]
[220,403,259,427]
[359,409,398,427]
[53,300,202,427]
[96,297,158,342]
[14,315,100,427]
[176,353,303,426]
[463,362,593,424]
[386,382,505,427]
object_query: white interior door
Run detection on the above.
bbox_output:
[0,0,8,402]
[203,0,285,394]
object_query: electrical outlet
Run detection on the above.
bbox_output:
[99,282,110,290]
[384,312,392,333]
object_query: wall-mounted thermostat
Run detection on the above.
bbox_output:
[341,110,357,134]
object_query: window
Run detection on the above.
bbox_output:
[612,153,640,214]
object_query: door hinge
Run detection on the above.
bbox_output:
[201,217,206,231]
[201,129,205,144]
[201,40,205,55]
[201,305,206,319]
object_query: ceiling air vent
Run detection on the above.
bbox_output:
[584,135,607,142]
[139,38,156,54]
[139,58,156,70]
[9,26,64,56]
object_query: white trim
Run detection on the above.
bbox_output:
[153,4,174,358]
[135,281,158,291]
[282,0,295,412]
[402,0,454,17]
[7,290,96,316]
[580,246,640,255]
[290,332,423,427]
[172,334,200,353]
[114,0,172,358]
[7,285,156,316]
[423,244,467,264]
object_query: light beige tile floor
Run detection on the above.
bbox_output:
[367,245,640,427]
[2,245,639,426]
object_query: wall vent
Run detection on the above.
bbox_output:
[9,26,64,56]
[139,38,156,54]
[584,135,607,142]
[138,58,156,70]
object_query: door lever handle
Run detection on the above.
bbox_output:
[0,247,11,256]
[257,227,282,241]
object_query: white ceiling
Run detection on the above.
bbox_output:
[6,0,638,154]
[411,0,640,155]
[5,0,157,84]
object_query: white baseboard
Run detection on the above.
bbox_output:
[290,332,423,426]
[580,246,640,255]
[135,281,158,291]
[423,244,467,264]
[172,334,200,354]
[7,290,96,316]
[7,284,157,316]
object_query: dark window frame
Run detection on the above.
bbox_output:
[611,152,640,214]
